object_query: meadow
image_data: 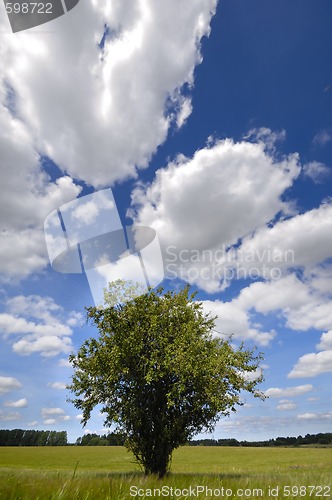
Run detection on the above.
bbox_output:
[0,446,331,499]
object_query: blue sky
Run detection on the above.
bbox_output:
[1,0,332,443]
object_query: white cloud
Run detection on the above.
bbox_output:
[0,0,217,187]
[0,295,79,357]
[202,299,275,346]
[288,351,332,378]
[0,99,81,280]
[48,382,67,390]
[236,274,332,333]
[58,358,72,368]
[12,335,72,357]
[0,0,218,281]
[237,203,332,276]
[4,398,28,408]
[41,407,65,417]
[128,133,332,342]
[6,295,62,323]
[43,419,57,425]
[265,384,313,398]
[309,264,332,296]
[0,410,21,421]
[276,400,296,411]
[297,413,317,420]
[317,331,332,351]
[67,312,84,327]
[199,269,332,347]
[0,376,23,395]
[42,408,71,424]
[131,134,300,254]
[176,97,193,128]
[297,412,332,421]
[130,131,300,292]
[312,129,332,147]
[27,421,38,427]
[0,313,71,338]
[303,162,331,183]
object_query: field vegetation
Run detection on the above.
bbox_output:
[0,446,331,499]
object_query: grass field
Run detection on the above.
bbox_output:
[0,446,331,499]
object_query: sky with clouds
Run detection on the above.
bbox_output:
[0,0,332,443]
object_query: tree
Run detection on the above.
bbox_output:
[68,282,265,477]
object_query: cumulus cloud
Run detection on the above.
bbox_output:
[0,411,21,421]
[317,331,332,351]
[237,203,332,276]
[58,358,72,368]
[4,398,28,408]
[128,127,332,349]
[276,400,296,411]
[0,99,81,280]
[48,382,67,390]
[234,273,332,334]
[127,127,332,348]
[131,133,300,252]
[288,328,332,379]
[216,414,320,438]
[0,295,80,357]
[12,336,72,357]
[0,0,217,187]
[0,376,23,395]
[297,412,332,421]
[202,299,275,346]
[199,268,332,347]
[297,413,317,420]
[0,0,218,281]
[130,131,301,292]
[41,407,70,424]
[288,351,332,378]
[43,419,57,425]
[41,407,65,417]
[309,264,332,296]
[265,385,313,398]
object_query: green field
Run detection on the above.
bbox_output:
[0,446,331,499]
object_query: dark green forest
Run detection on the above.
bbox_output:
[0,429,67,446]
[188,433,332,447]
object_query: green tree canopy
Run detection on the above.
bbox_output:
[68,282,265,477]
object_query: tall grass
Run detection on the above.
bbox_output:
[0,446,331,499]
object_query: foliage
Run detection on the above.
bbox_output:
[75,432,126,446]
[68,282,265,477]
[0,429,67,447]
[189,432,332,447]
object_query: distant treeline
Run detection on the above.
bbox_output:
[189,433,332,447]
[2,430,331,447]
[75,431,332,447]
[75,432,126,446]
[0,429,67,446]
